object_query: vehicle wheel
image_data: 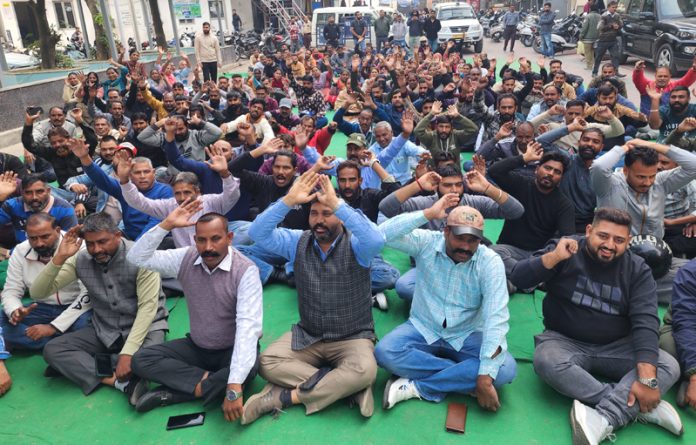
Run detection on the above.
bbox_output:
[654,43,676,73]
[522,35,533,47]
[474,39,483,53]
[492,31,502,42]
[533,36,542,54]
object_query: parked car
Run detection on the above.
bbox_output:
[434,2,484,53]
[5,52,40,70]
[620,0,696,74]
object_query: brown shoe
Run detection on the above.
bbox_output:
[241,384,286,425]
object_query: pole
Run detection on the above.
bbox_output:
[167,0,182,55]
[0,47,7,89]
[140,0,153,46]
[216,0,225,46]
[113,0,127,47]
[75,0,92,58]
[127,0,142,49]
[98,0,118,59]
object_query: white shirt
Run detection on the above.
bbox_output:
[126,225,263,384]
[1,233,90,332]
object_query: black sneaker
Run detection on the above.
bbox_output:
[44,365,62,378]
[124,377,149,406]
[269,267,296,288]
[135,386,196,412]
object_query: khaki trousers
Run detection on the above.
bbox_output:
[259,331,377,415]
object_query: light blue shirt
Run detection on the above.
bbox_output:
[248,199,385,268]
[303,134,408,189]
[379,210,510,378]
[503,11,521,26]
[369,139,427,185]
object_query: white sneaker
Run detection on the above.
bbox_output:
[382,377,420,409]
[636,400,683,436]
[372,292,388,311]
[570,400,615,445]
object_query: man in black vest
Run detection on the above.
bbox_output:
[241,172,384,424]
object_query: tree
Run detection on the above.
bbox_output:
[148,0,169,49]
[84,0,110,60]
[26,0,61,69]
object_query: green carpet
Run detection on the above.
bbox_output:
[0,121,694,445]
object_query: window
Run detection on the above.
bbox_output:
[642,0,655,14]
[625,0,642,17]
[208,0,225,18]
[54,1,76,29]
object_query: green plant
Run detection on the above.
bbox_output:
[55,53,75,68]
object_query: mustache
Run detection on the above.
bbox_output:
[201,251,220,258]
[453,248,473,256]
[312,224,329,232]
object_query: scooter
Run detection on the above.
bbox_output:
[519,21,535,47]
[490,20,504,42]
[533,13,582,54]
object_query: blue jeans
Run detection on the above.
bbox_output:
[237,243,291,284]
[394,267,417,301]
[428,38,439,52]
[540,32,554,57]
[375,321,517,402]
[371,254,400,293]
[376,35,388,53]
[228,220,252,246]
[0,302,92,350]
[353,38,366,52]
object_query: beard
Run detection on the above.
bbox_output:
[34,244,57,258]
[672,102,687,113]
[499,112,515,123]
[437,131,450,140]
[175,132,188,142]
[311,223,335,243]
[578,144,597,160]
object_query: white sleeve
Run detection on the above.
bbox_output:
[125,225,187,278]
[227,266,263,384]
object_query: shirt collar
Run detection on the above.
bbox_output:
[194,247,233,273]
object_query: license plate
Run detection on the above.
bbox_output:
[452,33,464,39]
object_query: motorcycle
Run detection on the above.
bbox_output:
[490,19,504,42]
[533,13,583,54]
[233,30,261,60]
[518,21,536,47]
[260,29,289,55]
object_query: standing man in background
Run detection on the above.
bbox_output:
[232,9,242,32]
[195,22,223,82]
[538,3,557,58]
[592,1,625,78]
[502,4,521,53]
[375,10,392,54]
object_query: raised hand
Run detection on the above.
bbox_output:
[24,111,41,126]
[316,174,340,210]
[160,197,204,231]
[522,141,544,164]
[54,225,84,263]
[74,203,87,218]
[401,109,415,135]
[496,121,514,140]
[548,104,566,116]
[358,150,375,167]
[417,171,442,192]
[283,171,320,207]
[634,60,646,71]
[114,150,133,183]
[446,104,459,118]
[431,100,443,115]
[294,128,310,150]
[645,83,663,101]
[314,155,336,171]
[472,154,487,177]
[568,117,588,133]
[424,192,460,220]
[0,171,18,200]
[68,137,91,160]
[464,169,491,194]
[9,303,38,326]
[595,105,614,121]
[552,237,579,261]
[189,112,202,126]
[205,145,229,174]
[70,107,83,125]
[677,116,696,133]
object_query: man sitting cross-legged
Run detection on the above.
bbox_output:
[127,203,262,419]
[241,172,384,424]
[510,208,683,445]
[376,197,517,411]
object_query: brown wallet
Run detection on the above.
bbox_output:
[445,402,468,434]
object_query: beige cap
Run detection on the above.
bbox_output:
[446,206,484,239]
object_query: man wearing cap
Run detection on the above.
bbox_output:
[302,113,415,190]
[375,196,517,411]
[272,99,301,129]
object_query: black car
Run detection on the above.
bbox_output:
[620,0,696,74]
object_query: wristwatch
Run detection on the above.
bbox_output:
[226,389,242,401]
[638,377,658,390]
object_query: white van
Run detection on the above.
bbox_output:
[311,6,400,49]
[433,2,484,53]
